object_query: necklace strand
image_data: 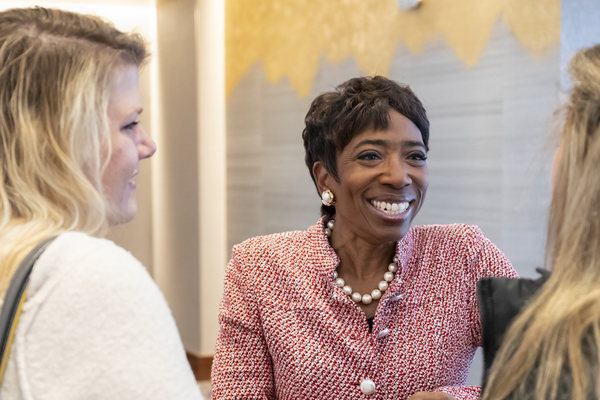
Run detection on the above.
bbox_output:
[326,219,399,304]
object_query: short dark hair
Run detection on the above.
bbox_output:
[302,76,430,218]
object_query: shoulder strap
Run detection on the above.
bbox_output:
[0,236,57,385]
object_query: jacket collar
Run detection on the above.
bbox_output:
[305,217,339,276]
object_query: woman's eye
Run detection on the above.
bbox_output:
[357,152,381,161]
[122,121,140,131]
[409,152,427,162]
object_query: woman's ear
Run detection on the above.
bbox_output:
[312,161,330,194]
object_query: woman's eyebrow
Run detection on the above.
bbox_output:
[355,139,387,148]
[125,108,143,120]
[355,139,426,151]
[402,140,426,150]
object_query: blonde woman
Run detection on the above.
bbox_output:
[481,44,600,400]
[0,7,203,399]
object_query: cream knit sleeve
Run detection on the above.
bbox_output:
[0,232,203,400]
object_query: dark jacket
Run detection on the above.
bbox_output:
[477,269,550,391]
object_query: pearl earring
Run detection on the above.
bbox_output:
[321,190,336,206]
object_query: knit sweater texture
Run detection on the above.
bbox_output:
[0,232,203,400]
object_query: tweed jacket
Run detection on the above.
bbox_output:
[212,219,517,400]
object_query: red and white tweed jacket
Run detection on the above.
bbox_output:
[212,219,517,400]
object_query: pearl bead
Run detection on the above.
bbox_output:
[371,289,382,300]
[329,222,397,304]
[384,271,394,282]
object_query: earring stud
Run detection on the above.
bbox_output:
[321,190,336,206]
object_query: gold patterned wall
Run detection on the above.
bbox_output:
[226,0,560,97]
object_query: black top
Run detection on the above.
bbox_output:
[477,268,550,392]
[367,317,374,333]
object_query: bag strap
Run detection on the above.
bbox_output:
[0,236,57,385]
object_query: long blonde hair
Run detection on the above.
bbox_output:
[483,44,600,400]
[0,7,148,298]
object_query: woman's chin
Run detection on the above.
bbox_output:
[360,202,417,242]
[107,203,137,227]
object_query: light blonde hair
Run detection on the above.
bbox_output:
[483,44,600,400]
[0,7,148,298]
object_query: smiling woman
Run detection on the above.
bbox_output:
[211,76,518,400]
[317,110,429,245]
[103,64,155,226]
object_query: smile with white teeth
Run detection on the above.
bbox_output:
[370,200,410,215]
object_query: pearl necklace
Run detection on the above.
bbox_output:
[325,219,399,304]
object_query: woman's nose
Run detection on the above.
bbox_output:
[137,124,157,159]
[381,158,412,188]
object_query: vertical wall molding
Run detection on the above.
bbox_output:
[195,0,227,356]
[154,0,201,354]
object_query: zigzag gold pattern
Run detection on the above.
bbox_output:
[226,0,560,97]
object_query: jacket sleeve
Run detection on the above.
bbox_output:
[468,226,518,348]
[435,226,517,399]
[211,249,275,400]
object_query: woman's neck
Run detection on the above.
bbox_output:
[328,218,397,281]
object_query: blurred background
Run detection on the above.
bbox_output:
[2,0,599,391]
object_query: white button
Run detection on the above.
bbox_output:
[377,328,390,338]
[360,379,376,395]
[390,294,403,301]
